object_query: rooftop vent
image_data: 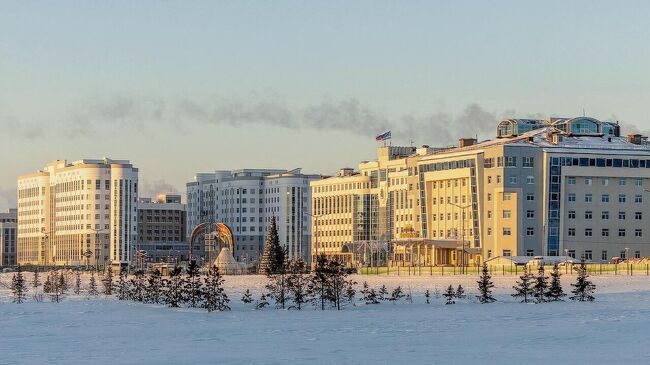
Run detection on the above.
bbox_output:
[627,134,643,145]
[337,168,355,177]
[458,138,477,148]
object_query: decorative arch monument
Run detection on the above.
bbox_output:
[189,222,235,265]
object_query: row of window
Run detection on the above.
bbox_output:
[568,211,642,220]
[567,176,644,187]
[567,193,643,203]
[567,228,643,237]
[484,156,535,168]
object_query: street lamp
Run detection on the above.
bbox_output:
[448,202,471,274]
[304,211,322,266]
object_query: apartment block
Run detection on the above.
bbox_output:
[0,209,17,266]
[137,194,187,263]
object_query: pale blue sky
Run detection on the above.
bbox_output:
[1,1,650,209]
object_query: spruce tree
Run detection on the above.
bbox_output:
[102,265,114,295]
[512,265,534,303]
[44,273,53,293]
[145,269,163,304]
[11,265,28,303]
[286,258,309,310]
[360,282,379,304]
[259,216,285,275]
[455,284,465,299]
[241,289,254,304]
[308,255,331,310]
[129,270,146,302]
[424,289,431,304]
[162,267,185,307]
[570,261,596,302]
[266,261,289,309]
[201,266,230,312]
[58,272,68,292]
[443,285,455,305]
[546,264,566,302]
[389,286,405,304]
[50,272,66,303]
[88,272,99,296]
[378,285,389,301]
[184,261,202,307]
[32,270,41,289]
[533,266,549,304]
[74,271,82,295]
[256,293,270,309]
[344,280,357,306]
[476,263,496,303]
[117,269,129,300]
[326,259,348,310]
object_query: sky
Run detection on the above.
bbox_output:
[1,1,650,210]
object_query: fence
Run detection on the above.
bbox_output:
[358,263,650,276]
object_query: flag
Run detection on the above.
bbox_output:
[376,131,391,141]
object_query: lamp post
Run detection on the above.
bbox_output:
[449,202,471,274]
[625,247,630,275]
[304,211,322,266]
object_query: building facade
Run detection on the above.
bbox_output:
[0,209,17,267]
[312,117,650,266]
[187,169,321,264]
[137,194,187,263]
[17,159,138,268]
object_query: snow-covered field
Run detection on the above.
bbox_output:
[1,274,650,364]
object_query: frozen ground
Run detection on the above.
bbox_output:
[1,274,650,364]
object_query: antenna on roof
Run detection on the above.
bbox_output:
[582,108,586,117]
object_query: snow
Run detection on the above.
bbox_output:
[2,273,650,364]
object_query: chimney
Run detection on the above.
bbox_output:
[337,168,355,177]
[458,138,477,148]
[614,121,621,137]
[628,134,643,145]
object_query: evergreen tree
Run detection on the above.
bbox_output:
[443,285,456,305]
[144,269,163,304]
[49,272,66,303]
[129,270,146,302]
[389,286,405,304]
[74,271,82,295]
[533,266,549,304]
[259,216,285,275]
[344,279,357,306]
[424,289,431,304]
[455,284,465,299]
[266,262,289,309]
[360,281,379,304]
[32,270,41,289]
[326,259,348,310]
[308,255,331,310]
[286,258,309,310]
[184,261,202,307]
[11,265,28,303]
[162,267,185,307]
[512,266,534,303]
[406,287,413,304]
[117,269,129,300]
[476,263,496,303]
[43,273,53,293]
[241,289,254,304]
[202,266,230,312]
[378,285,389,301]
[546,264,566,302]
[102,265,114,295]
[58,271,68,292]
[88,272,99,296]
[570,261,596,302]
[256,293,270,309]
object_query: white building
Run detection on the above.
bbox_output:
[17,158,138,268]
[186,169,321,264]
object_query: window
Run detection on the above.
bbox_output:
[568,210,576,219]
[567,177,576,185]
[619,194,626,203]
[487,249,492,258]
[508,176,517,184]
[618,229,626,237]
[526,176,535,184]
[487,176,492,184]
[522,157,534,168]
[585,177,592,185]
[620,250,627,259]
[635,251,641,259]
[526,227,534,236]
[585,194,593,203]
[602,211,610,220]
[526,210,535,218]
[496,175,502,184]
[601,250,608,261]
[505,156,517,167]
[601,228,609,237]
[635,212,642,220]
[526,193,535,201]
[618,211,626,220]
[601,194,609,203]
[585,211,592,219]
[503,227,512,236]
[487,227,492,235]
[585,228,592,237]
[568,228,576,236]
[567,250,576,258]
[526,249,535,256]
[635,229,643,237]
[635,195,643,203]
[502,210,512,218]
[568,193,576,202]
[487,193,492,201]
[503,193,512,201]
[601,177,609,186]
[503,249,512,257]
[584,250,593,261]
[487,210,492,219]
[635,178,643,187]
[619,178,626,186]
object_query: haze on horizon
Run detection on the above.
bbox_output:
[2,0,650,210]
